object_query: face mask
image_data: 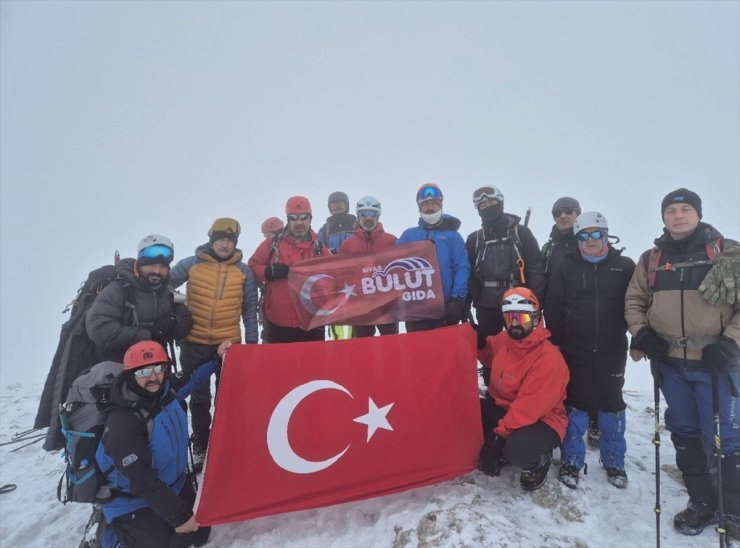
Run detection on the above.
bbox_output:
[479,202,504,223]
[420,210,443,225]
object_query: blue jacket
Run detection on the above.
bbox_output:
[96,360,217,524]
[397,214,470,303]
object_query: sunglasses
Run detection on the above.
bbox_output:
[552,208,575,218]
[417,186,442,202]
[577,230,605,241]
[138,244,174,261]
[287,214,311,222]
[358,210,379,218]
[504,311,533,325]
[133,364,166,378]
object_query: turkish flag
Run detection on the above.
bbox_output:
[287,240,445,331]
[195,324,482,525]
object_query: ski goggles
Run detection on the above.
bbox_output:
[137,244,174,262]
[133,364,166,378]
[552,208,575,218]
[503,311,534,325]
[287,213,311,222]
[577,230,606,241]
[472,187,503,207]
[358,210,379,218]
[417,185,443,203]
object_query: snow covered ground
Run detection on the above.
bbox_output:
[0,374,721,548]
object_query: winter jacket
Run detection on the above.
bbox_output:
[478,324,569,440]
[170,244,258,345]
[465,214,546,310]
[318,213,357,254]
[397,214,470,304]
[86,258,193,361]
[96,359,217,524]
[339,223,397,254]
[247,230,331,328]
[541,226,579,275]
[625,223,740,362]
[545,246,635,354]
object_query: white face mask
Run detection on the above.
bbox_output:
[420,210,443,226]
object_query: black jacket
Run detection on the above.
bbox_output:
[465,213,546,310]
[545,246,635,353]
[542,225,579,276]
[86,258,193,361]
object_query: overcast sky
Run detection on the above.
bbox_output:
[1,1,738,387]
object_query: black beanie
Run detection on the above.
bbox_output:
[210,231,238,245]
[661,188,702,219]
[552,196,581,215]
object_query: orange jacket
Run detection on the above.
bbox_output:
[479,324,569,440]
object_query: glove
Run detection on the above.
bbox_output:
[478,432,506,477]
[630,327,669,360]
[265,263,289,281]
[699,241,740,305]
[444,299,467,326]
[702,337,740,371]
[151,313,178,340]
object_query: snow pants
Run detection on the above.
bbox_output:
[180,342,220,452]
[655,359,740,513]
[105,480,209,548]
[561,407,626,469]
[480,394,560,470]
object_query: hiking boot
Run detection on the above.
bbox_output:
[673,501,718,535]
[520,453,551,491]
[587,424,600,448]
[192,447,206,473]
[558,464,580,489]
[605,467,628,489]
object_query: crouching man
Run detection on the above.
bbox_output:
[477,288,569,491]
[96,339,231,548]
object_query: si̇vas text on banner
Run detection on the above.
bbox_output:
[287,240,445,331]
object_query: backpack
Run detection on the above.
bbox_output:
[473,221,527,285]
[645,237,722,289]
[35,263,134,451]
[57,361,152,504]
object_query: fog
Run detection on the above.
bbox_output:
[1,1,738,388]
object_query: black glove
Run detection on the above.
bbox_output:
[265,263,289,281]
[631,327,669,360]
[702,337,740,371]
[444,299,467,326]
[478,432,506,477]
[151,313,178,340]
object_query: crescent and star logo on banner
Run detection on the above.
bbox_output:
[266,380,394,474]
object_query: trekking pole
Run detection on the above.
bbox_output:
[650,361,661,548]
[711,366,727,548]
[168,340,179,373]
[523,207,531,229]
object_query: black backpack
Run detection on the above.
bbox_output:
[35,264,133,451]
[57,360,152,504]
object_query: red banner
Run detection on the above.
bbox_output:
[287,240,445,331]
[195,324,482,525]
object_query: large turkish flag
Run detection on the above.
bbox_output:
[195,324,482,525]
[287,240,445,331]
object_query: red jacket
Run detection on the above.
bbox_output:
[247,231,331,328]
[478,324,569,440]
[338,223,397,253]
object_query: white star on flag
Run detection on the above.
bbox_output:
[340,283,357,298]
[353,397,394,442]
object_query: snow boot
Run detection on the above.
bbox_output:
[605,467,628,489]
[520,451,551,491]
[558,464,580,489]
[673,501,718,535]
